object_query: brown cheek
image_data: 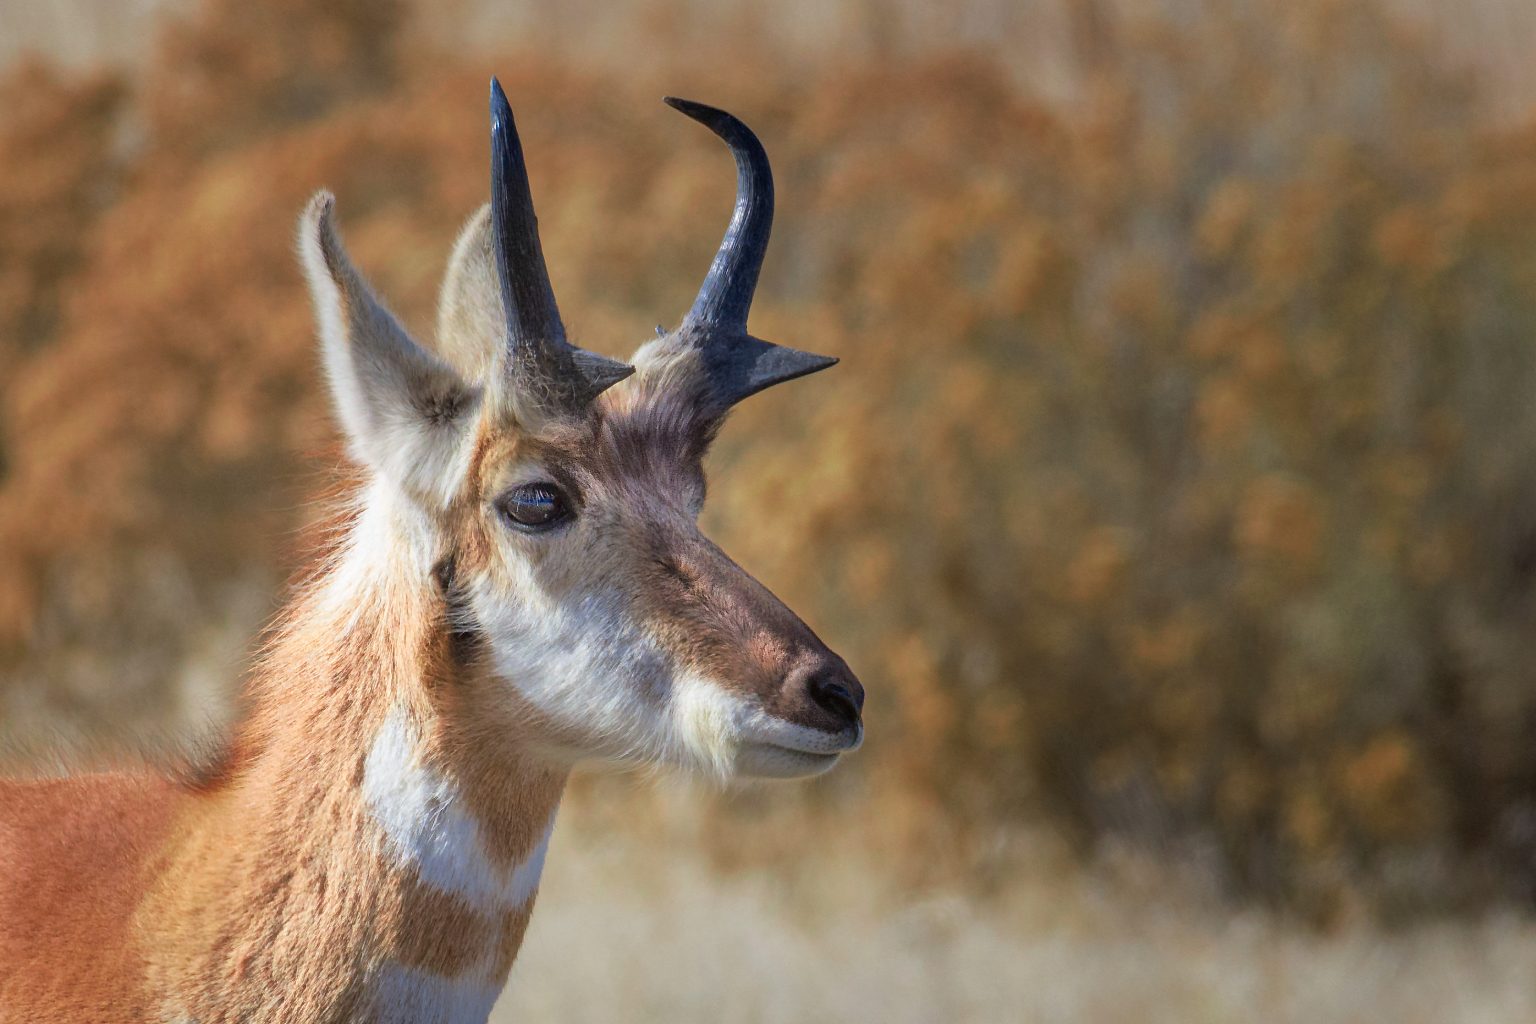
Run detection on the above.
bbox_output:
[635,550,790,704]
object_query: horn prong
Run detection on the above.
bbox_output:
[661,98,836,410]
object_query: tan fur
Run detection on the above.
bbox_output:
[0,774,178,1018]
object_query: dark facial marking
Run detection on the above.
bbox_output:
[432,553,484,669]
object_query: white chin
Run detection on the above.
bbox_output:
[731,743,844,779]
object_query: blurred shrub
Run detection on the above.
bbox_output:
[4,0,1536,914]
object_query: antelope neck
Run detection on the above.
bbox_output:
[139,498,567,1022]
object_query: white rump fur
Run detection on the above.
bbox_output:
[298,191,482,507]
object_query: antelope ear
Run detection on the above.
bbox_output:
[435,204,502,381]
[298,191,482,504]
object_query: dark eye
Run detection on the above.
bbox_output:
[500,482,572,530]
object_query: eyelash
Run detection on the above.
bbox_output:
[499,481,574,531]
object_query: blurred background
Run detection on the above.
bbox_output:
[4,0,1536,1019]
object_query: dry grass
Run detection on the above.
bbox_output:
[499,793,1536,1023]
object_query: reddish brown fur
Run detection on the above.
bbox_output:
[0,508,559,1021]
[0,774,180,1018]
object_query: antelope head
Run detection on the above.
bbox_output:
[298,81,863,781]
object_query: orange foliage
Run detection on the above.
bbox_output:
[4,0,1536,913]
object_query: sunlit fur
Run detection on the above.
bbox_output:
[426,207,862,783]
[0,193,858,1022]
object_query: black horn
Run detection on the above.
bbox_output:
[665,97,836,408]
[666,97,772,331]
[490,78,632,413]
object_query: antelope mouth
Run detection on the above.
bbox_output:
[733,719,863,779]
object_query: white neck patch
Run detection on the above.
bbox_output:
[370,963,504,1024]
[359,705,557,1023]
[361,704,556,910]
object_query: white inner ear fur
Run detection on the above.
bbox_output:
[298,191,482,507]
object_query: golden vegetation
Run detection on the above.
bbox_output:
[3,0,1536,917]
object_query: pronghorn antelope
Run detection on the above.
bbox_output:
[0,80,863,1023]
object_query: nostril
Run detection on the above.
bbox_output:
[807,671,863,727]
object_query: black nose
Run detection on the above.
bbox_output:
[803,664,865,731]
